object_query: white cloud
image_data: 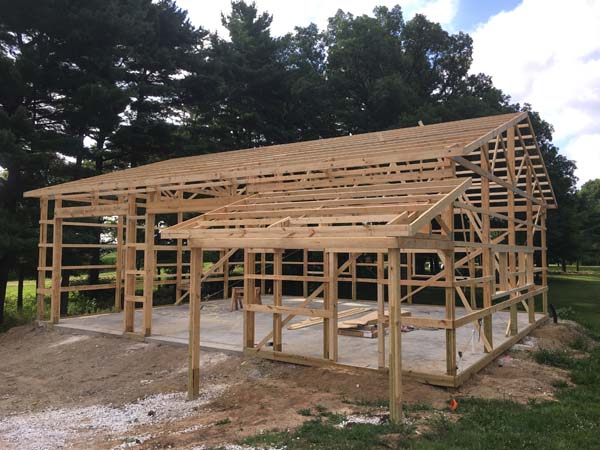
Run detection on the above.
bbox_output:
[471,0,600,186]
[562,134,600,188]
[176,0,459,38]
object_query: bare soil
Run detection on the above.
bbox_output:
[0,321,587,450]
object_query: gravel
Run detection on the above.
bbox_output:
[0,385,228,450]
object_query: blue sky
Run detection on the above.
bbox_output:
[177,0,600,186]
[451,0,521,31]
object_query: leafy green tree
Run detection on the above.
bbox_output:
[526,108,579,271]
[578,179,600,266]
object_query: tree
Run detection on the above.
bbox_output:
[525,107,579,271]
[578,179,600,266]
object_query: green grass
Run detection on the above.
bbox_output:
[547,264,600,335]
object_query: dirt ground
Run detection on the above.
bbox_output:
[0,321,587,450]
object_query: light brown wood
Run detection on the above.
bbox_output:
[388,248,402,422]
[188,247,203,399]
[26,112,554,403]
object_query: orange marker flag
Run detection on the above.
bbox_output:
[449,398,458,411]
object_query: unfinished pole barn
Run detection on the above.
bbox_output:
[26,112,556,421]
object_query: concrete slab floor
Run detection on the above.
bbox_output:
[55,296,544,377]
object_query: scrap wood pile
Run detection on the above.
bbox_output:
[287,308,413,338]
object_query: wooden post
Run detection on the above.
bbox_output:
[273,249,283,352]
[526,163,535,323]
[507,126,518,335]
[406,251,413,304]
[444,248,456,376]
[303,249,308,298]
[541,211,548,314]
[480,145,493,351]
[327,251,338,361]
[323,251,331,358]
[377,252,385,369]
[36,197,49,322]
[468,219,477,309]
[222,249,229,299]
[175,208,183,303]
[143,194,156,337]
[442,204,456,376]
[260,252,266,295]
[50,198,63,324]
[388,248,402,422]
[350,253,357,301]
[188,247,203,399]
[243,250,256,348]
[114,208,124,313]
[124,193,137,333]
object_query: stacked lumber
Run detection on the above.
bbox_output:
[338,309,412,338]
[287,307,371,330]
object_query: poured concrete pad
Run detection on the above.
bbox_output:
[56,296,544,377]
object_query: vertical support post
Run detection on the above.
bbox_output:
[143,193,156,337]
[114,204,124,313]
[468,219,477,309]
[444,248,456,376]
[273,249,283,352]
[406,252,413,304]
[326,251,338,361]
[303,249,308,298]
[222,249,229,299]
[541,211,548,314]
[260,252,266,295]
[480,145,494,351]
[50,198,63,324]
[388,247,402,422]
[350,253,357,301]
[322,251,331,358]
[36,197,49,322]
[526,163,535,323]
[124,193,137,333]
[188,247,203,399]
[175,205,183,303]
[506,126,518,333]
[377,252,385,369]
[243,249,256,348]
[442,203,456,376]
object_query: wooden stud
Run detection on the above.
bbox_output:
[541,211,548,314]
[188,247,203,399]
[480,146,494,352]
[36,197,49,322]
[327,252,338,361]
[377,252,385,369]
[50,199,62,324]
[114,210,124,313]
[388,248,402,422]
[273,249,283,352]
[302,249,309,298]
[124,193,137,333]
[243,250,256,349]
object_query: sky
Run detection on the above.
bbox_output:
[176,0,600,187]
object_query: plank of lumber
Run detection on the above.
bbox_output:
[287,307,371,330]
[337,309,411,329]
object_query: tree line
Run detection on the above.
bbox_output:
[0,0,594,324]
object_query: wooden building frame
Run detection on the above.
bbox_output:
[26,112,556,421]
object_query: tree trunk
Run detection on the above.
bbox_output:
[561,259,567,273]
[576,259,580,272]
[17,266,25,312]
